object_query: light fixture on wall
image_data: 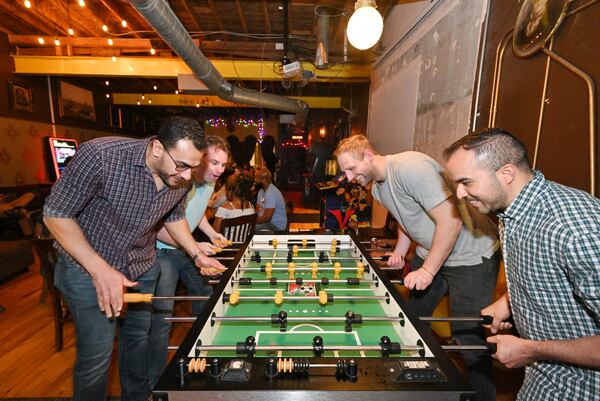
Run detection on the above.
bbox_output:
[319,125,327,139]
[346,0,383,50]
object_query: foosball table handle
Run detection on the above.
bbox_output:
[124,293,153,303]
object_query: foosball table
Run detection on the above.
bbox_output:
[151,234,487,401]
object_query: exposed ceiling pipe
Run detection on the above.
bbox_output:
[128,0,308,116]
[315,8,330,68]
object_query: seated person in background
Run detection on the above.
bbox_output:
[206,166,237,220]
[255,169,287,233]
[212,174,256,236]
[0,191,35,237]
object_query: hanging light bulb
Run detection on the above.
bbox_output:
[175,90,179,94]
[67,28,75,36]
[148,98,152,104]
[54,38,61,46]
[107,38,114,46]
[78,0,85,7]
[106,93,110,98]
[37,37,45,45]
[105,80,110,86]
[150,48,156,55]
[102,24,108,32]
[141,94,145,100]
[111,55,117,62]
[346,0,383,50]
[121,20,127,28]
[24,0,32,9]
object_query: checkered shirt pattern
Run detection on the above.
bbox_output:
[44,136,188,280]
[498,171,600,401]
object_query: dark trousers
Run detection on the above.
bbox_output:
[409,250,501,401]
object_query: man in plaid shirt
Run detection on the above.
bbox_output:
[43,117,224,401]
[444,128,600,400]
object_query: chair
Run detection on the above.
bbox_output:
[219,213,258,243]
[31,238,71,352]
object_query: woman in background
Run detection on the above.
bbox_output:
[212,174,255,235]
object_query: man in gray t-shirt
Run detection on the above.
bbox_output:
[335,134,500,401]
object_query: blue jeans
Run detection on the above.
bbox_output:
[147,248,213,388]
[54,258,159,401]
[408,251,500,401]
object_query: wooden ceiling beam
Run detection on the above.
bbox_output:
[0,2,56,36]
[98,0,142,39]
[9,35,153,48]
[206,0,226,37]
[262,0,271,34]
[179,0,203,33]
[234,0,248,39]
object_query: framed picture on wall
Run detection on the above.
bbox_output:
[59,80,96,121]
[9,81,32,112]
[109,105,122,128]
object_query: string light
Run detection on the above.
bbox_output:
[141,94,145,100]
[78,0,85,7]
[107,38,113,46]
[102,24,108,32]
[24,0,32,9]
[206,116,266,142]
[67,28,75,36]
[150,48,156,55]
[105,80,110,86]
[54,39,61,46]
[111,55,117,61]
[105,93,110,98]
[175,90,179,94]
[121,20,127,28]
[148,98,152,104]
[153,85,158,90]
[137,100,141,105]
[37,37,45,45]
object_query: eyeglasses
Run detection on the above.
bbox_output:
[160,142,194,172]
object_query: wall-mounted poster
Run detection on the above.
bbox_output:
[9,81,32,112]
[59,80,96,121]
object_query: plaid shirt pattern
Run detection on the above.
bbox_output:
[498,171,600,401]
[44,136,188,280]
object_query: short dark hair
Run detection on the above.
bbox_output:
[443,128,531,172]
[226,174,254,209]
[157,116,206,151]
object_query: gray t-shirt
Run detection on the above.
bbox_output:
[372,152,499,266]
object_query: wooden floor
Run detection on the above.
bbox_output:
[0,250,522,400]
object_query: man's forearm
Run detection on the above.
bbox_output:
[422,216,462,274]
[43,215,109,274]
[394,227,411,256]
[164,219,200,258]
[198,215,217,238]
[532,335,600,368]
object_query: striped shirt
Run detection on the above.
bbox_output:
[43,136,188,280]
[498,171,600,401]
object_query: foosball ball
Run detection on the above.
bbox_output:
[150,234,492,401]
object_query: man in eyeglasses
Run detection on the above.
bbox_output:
[148,135,230,388]
[43,117,213,401]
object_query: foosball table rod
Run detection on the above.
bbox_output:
[223,290,389,305]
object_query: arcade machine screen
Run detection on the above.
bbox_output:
[48,137,78,180]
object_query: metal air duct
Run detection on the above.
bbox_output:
[128,0,309,116]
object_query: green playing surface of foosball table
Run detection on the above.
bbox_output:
[205,243,408,358]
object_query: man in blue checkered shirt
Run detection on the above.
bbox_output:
[444,128,600,401]
[43,117,224,401]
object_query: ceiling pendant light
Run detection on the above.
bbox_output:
[346,0,383,50]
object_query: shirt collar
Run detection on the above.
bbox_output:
[497,170,546,223]
[135,136,156,168]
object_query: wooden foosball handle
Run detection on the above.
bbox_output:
[123,293,153,303]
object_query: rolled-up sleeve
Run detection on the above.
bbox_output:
[565,230,600,322]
